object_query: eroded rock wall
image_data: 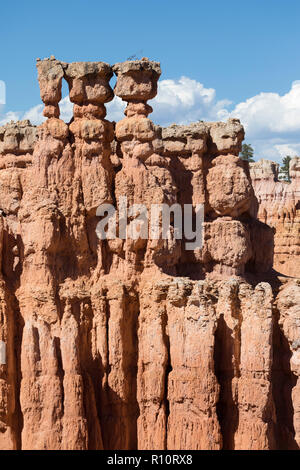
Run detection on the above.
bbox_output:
[0,56,299,450]
[250,158,300,277]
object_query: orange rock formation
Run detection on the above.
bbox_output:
[250,158,300,277]
[0,56,299,450]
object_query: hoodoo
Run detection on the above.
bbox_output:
[0,57,299,450]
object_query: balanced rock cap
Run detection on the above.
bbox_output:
[64,61,113,79]
[162,122,208,140]
[113,59,161,77]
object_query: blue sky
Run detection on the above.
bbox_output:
[1,0,300,162]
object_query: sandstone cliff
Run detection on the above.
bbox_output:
[250,158,300,277]
[0,56,299,450]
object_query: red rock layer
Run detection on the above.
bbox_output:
[250,158,300,277]
[0,57,298,450]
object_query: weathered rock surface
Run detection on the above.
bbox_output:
[250,158,300,277]
[275,281,300,448]
[0,57,299,450]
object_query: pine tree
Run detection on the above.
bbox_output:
[280,156,291,182]
[239,143,255,162]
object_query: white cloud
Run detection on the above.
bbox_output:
[273,142,300,160]
[0,110,21,125]
[1,77,300,163]
[106,96,125,122]
[151,77,231,126]
[58,96,72,123]
[23,103,45,125]
[229,81,300,135]
[0,81,5,105]
[228,81,300,162]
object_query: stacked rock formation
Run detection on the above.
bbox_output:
[113,59,182,275]
[250,158,300,277]
[0,120,37,169]
[161,121,273,277]
[0,56,299,450]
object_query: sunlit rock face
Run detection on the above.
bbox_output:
[0,57,298,450]
[250,157,300,277]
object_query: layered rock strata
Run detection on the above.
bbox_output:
[250,158,300,277]
[0,57,298,450]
